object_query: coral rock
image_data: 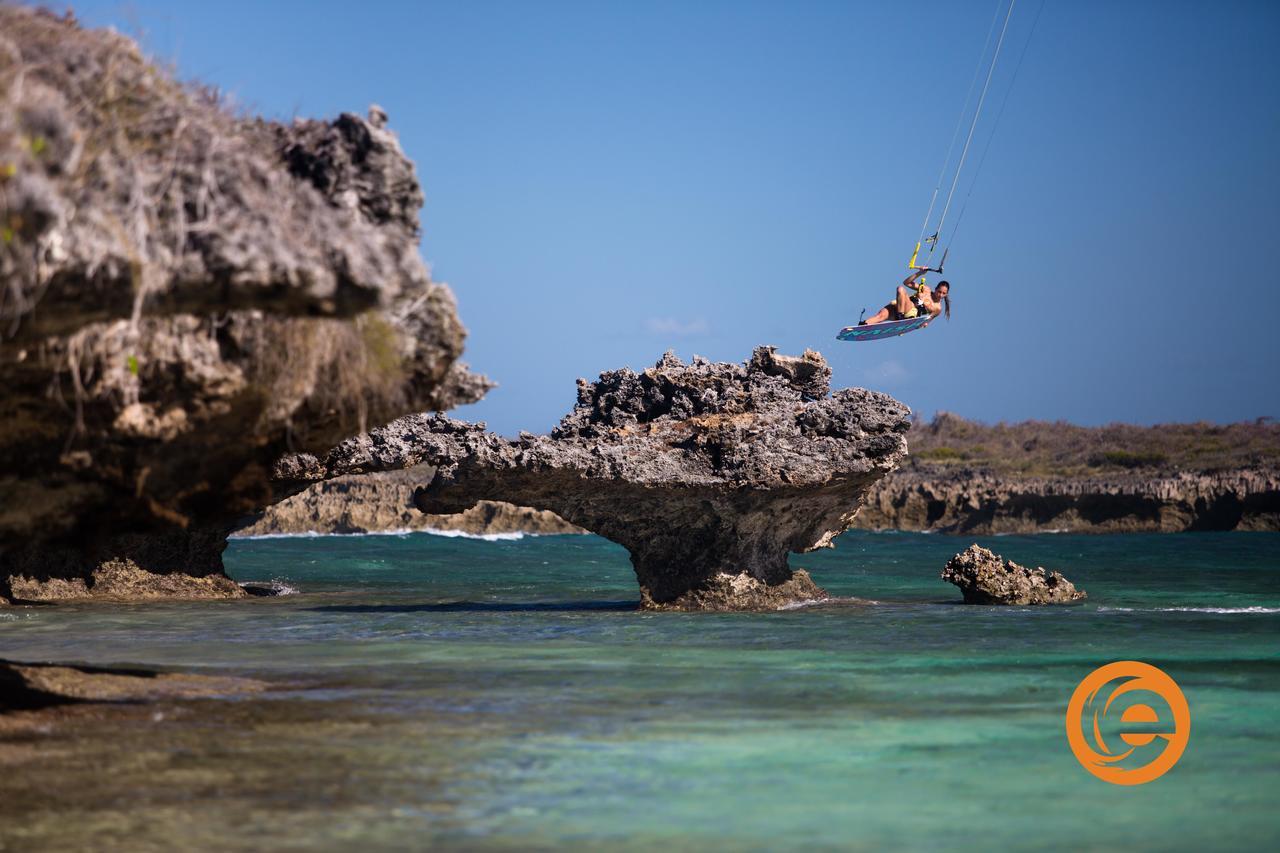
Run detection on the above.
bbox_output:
[941,544,1086,605]
[0,8,489,602]
[277,347,911,610]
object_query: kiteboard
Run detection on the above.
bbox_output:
[836,313,933,342]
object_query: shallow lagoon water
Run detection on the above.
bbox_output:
[2,531,1278,850]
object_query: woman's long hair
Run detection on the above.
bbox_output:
[936,281,952,320]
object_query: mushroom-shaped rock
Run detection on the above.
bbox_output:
[941,544,1087,605]
[276,347,911,610]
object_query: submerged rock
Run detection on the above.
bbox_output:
[941,544,1086,605]
[0,659,266,712]
[0,8,490,602]
[276,347,911,610]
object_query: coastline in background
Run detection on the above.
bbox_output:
[242,416,1280,537]
[236,467,585,538]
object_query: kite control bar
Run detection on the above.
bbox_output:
[907,241,947,274]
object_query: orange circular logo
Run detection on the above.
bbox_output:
[1066,661,1190,785]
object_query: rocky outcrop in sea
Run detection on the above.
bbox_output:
[0,8,489,603]
[275,347,911,610]
[941,544,1086,605]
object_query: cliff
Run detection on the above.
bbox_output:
[274,347,911,610]
[851,414,1280,533]
[0,8,490,603]
[855,467,1279,534]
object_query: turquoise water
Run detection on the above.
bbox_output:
[2,531,1279,850]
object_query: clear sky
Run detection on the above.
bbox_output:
[67,0,1280,435]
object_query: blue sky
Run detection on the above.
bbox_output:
[68,0,1280,435]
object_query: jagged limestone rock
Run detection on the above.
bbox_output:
[276,347,911,610]
[0,8,490,602]
[856,467,1280,534]
[1,7,432,331]
[941,544,1086,605]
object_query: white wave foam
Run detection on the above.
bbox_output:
[777,597,831,610]
[239,579,300,596]
[1098,606,1280,614]
[231,530,361,540]
[994,528,1070,536]
[420,528,526,542]
[230,528,527,542]
[778,595,880,610]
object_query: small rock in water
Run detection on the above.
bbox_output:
[941,544,1086,605]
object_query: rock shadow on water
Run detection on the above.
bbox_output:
[306,599,640,614]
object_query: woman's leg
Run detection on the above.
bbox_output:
[863,303,894,325]
[895,286,914,317]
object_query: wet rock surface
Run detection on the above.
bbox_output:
[0,660,266,712]
[941,544,1086,605]
[6,559,246,603]
[277,347,911,610]
[0,9,489,602]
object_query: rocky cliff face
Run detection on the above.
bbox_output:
[235,467,583,537]
[855,467,1280,534]
[275,347,911,610]
[0,8,490,603]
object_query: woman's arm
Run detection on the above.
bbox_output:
[902,267,933,289]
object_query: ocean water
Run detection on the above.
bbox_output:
[2,531,1278,851]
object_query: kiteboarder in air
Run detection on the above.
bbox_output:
[838,0,1025,343]
[860,269,950,326]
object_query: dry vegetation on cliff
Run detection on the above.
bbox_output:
[849,414,1280,534]
[906,413,1280,476]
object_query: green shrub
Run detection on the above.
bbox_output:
[916,446,963,461]
[1097,450,1168,469]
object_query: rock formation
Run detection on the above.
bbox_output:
[275,347,911,610]
[856,467,1280,534]
[854,413,1280,533]
[1,659,267,712]
[0,8,489,603]
[235,467,584,537]
[941,544,1086,605]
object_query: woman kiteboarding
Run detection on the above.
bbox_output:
[860,269,951,326]
[837,0,1033,344]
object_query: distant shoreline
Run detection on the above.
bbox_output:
[854,465,1278,534]
[242,467,1278,537]
[241,415,1280,537]
[849,414,1279,533]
